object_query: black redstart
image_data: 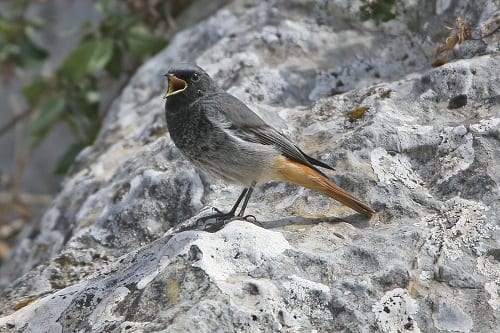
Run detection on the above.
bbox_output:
[164,64,376,223]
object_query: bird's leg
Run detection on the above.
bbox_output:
[196,183,258,231]
[197,187,248,225]
[237,182,255,218]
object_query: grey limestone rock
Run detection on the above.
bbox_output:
[0,0,499,332]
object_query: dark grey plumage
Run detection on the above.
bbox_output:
[164,64,331,185]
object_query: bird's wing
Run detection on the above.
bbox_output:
[202,92,334,172]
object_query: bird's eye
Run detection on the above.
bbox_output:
[192,73,200,82]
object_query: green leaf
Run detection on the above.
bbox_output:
[359,0,397,25]
[60,40,95,80]
[22,77,46,104]
[0,44,20,62]
[54,140,88,174]
[0,50,7,62]
[85,90,100,104]
[27,16,46,29]
[20,37,48,62]
[95,0,114,14]
[87,39,113,73]
[0,19,13,35]
[105,43,123,77]
[63,21,93,37]
[29,96,66,145]
[125,25,167,56]
[60,39,113,80]
[2,44,20,57]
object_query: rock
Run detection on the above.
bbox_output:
[372,288,421,333]
[432,299,473,333]
[0,0,499,332]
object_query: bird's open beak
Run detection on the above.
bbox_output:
[165,74,187,97]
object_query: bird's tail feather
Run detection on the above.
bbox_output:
[271,157,377,218]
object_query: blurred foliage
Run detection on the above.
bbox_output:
[0,0,47,79]
[1,0,167,174]
[359,0,397,25]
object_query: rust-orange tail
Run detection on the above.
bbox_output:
[270,156,377,218]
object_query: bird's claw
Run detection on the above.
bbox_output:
[241,214,256,222]
[210,206,224,214]
[201,215,235,232]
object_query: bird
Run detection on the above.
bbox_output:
[164,64,376,226]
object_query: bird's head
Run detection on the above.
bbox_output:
[164,64,217,102]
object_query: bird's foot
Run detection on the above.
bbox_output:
[195,209,235,232]
[196,208,234,224]
[195,211,258,232]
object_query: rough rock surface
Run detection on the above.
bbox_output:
[1,0,499,332]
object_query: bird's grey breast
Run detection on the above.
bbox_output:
[165,96,278,185]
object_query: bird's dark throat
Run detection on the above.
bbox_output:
[166,75,187,96]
